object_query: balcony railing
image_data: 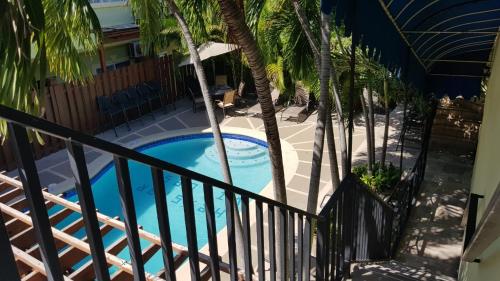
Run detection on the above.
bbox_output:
[0,102,434,281]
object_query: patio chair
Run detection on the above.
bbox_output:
[136,83,159,120]
[126,86,152,121]
[280,84,310,123]
[186,76,205,113]
[188,87,205,113]
[145,80,176,112]
[96,95,130,137]
[112,90,139,124]
[216,90,236,118]
[246,86,280,117]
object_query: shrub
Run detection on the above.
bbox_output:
[353,162,401,193]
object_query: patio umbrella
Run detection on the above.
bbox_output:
[178,41,240,67]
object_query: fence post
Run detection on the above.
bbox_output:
[316,217,328,281]
[342,183,354,276]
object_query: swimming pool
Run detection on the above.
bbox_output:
[57,133,272,274]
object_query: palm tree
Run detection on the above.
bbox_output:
[131,0,255,269]
[217,0,290,278]
[381,74,390,167]
[291,0,348,179]
[0,0,101,139]
[360,88,374,175]
[306,11,332,214]
[217,0,287,204]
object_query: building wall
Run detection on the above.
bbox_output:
[90,1,136,74]
[85,45,132,74]
[459,41,500,281]
[92,1,134,27]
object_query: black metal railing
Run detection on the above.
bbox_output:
[0,101,435,281]
[386,101,437,257]
[314,173,402,281]
[0,104,334,281]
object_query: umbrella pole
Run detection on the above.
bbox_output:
[212,60,216,85]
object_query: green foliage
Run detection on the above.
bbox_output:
[353,162,401,193]
[256,0,318,94]
[1,0,101,141]
[408,91,431,118]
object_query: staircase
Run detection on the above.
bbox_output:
[349,129,472,281]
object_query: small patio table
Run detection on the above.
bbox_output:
[209,85,233,98]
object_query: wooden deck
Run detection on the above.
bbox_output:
[0,173,241,281]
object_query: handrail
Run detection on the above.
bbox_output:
[320,174,396,217]
[350,174,396,212]
[0,104,319,220]
[462,184,500,262]
[386,151,422,203]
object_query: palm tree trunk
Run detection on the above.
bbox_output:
[306,12,331,214]
[291,0,348,178]
[367,83,376,166]
[217,1,288,278]
[326,108,341,189]
[381,77,389,167]
[361,89,373,176]
[165,0,231,185]
[217,0,287,204]
[165,0,248,269]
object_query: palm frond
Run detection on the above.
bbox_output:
[1,0,101,140]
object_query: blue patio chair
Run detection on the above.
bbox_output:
[96,95,130,137]
[186,76,204,112]
[112,90,137,127]
[136,83,158,120]
[146,80,176,112]
[124,87,148,122]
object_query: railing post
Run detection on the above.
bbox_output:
[151,168,177,281]
[386,209,394,258]
[342,184,354,275]
[203,184,221,281]
[66,141,110,281]
[114,156,146,281]
[268,205,276,281]
[224,190,237,281]
[302,217,312,281]
[256,202,265,281]
[288,211,295,281]
[316,217,328,281]
[8,123,64,281]
[463,193,483,251]
[297,214,303,281]
[0,212,21,281]
[279,207,287,281]
[181,177,201,281]
[242,196,252,281]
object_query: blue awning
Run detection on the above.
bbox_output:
[322,0,500,98]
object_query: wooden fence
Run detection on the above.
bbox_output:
[0,55,182,171]
[431,98,483,154]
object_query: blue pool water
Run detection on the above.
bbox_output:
[58,134,271,274]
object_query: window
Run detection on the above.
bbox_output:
[96,60,130,74]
